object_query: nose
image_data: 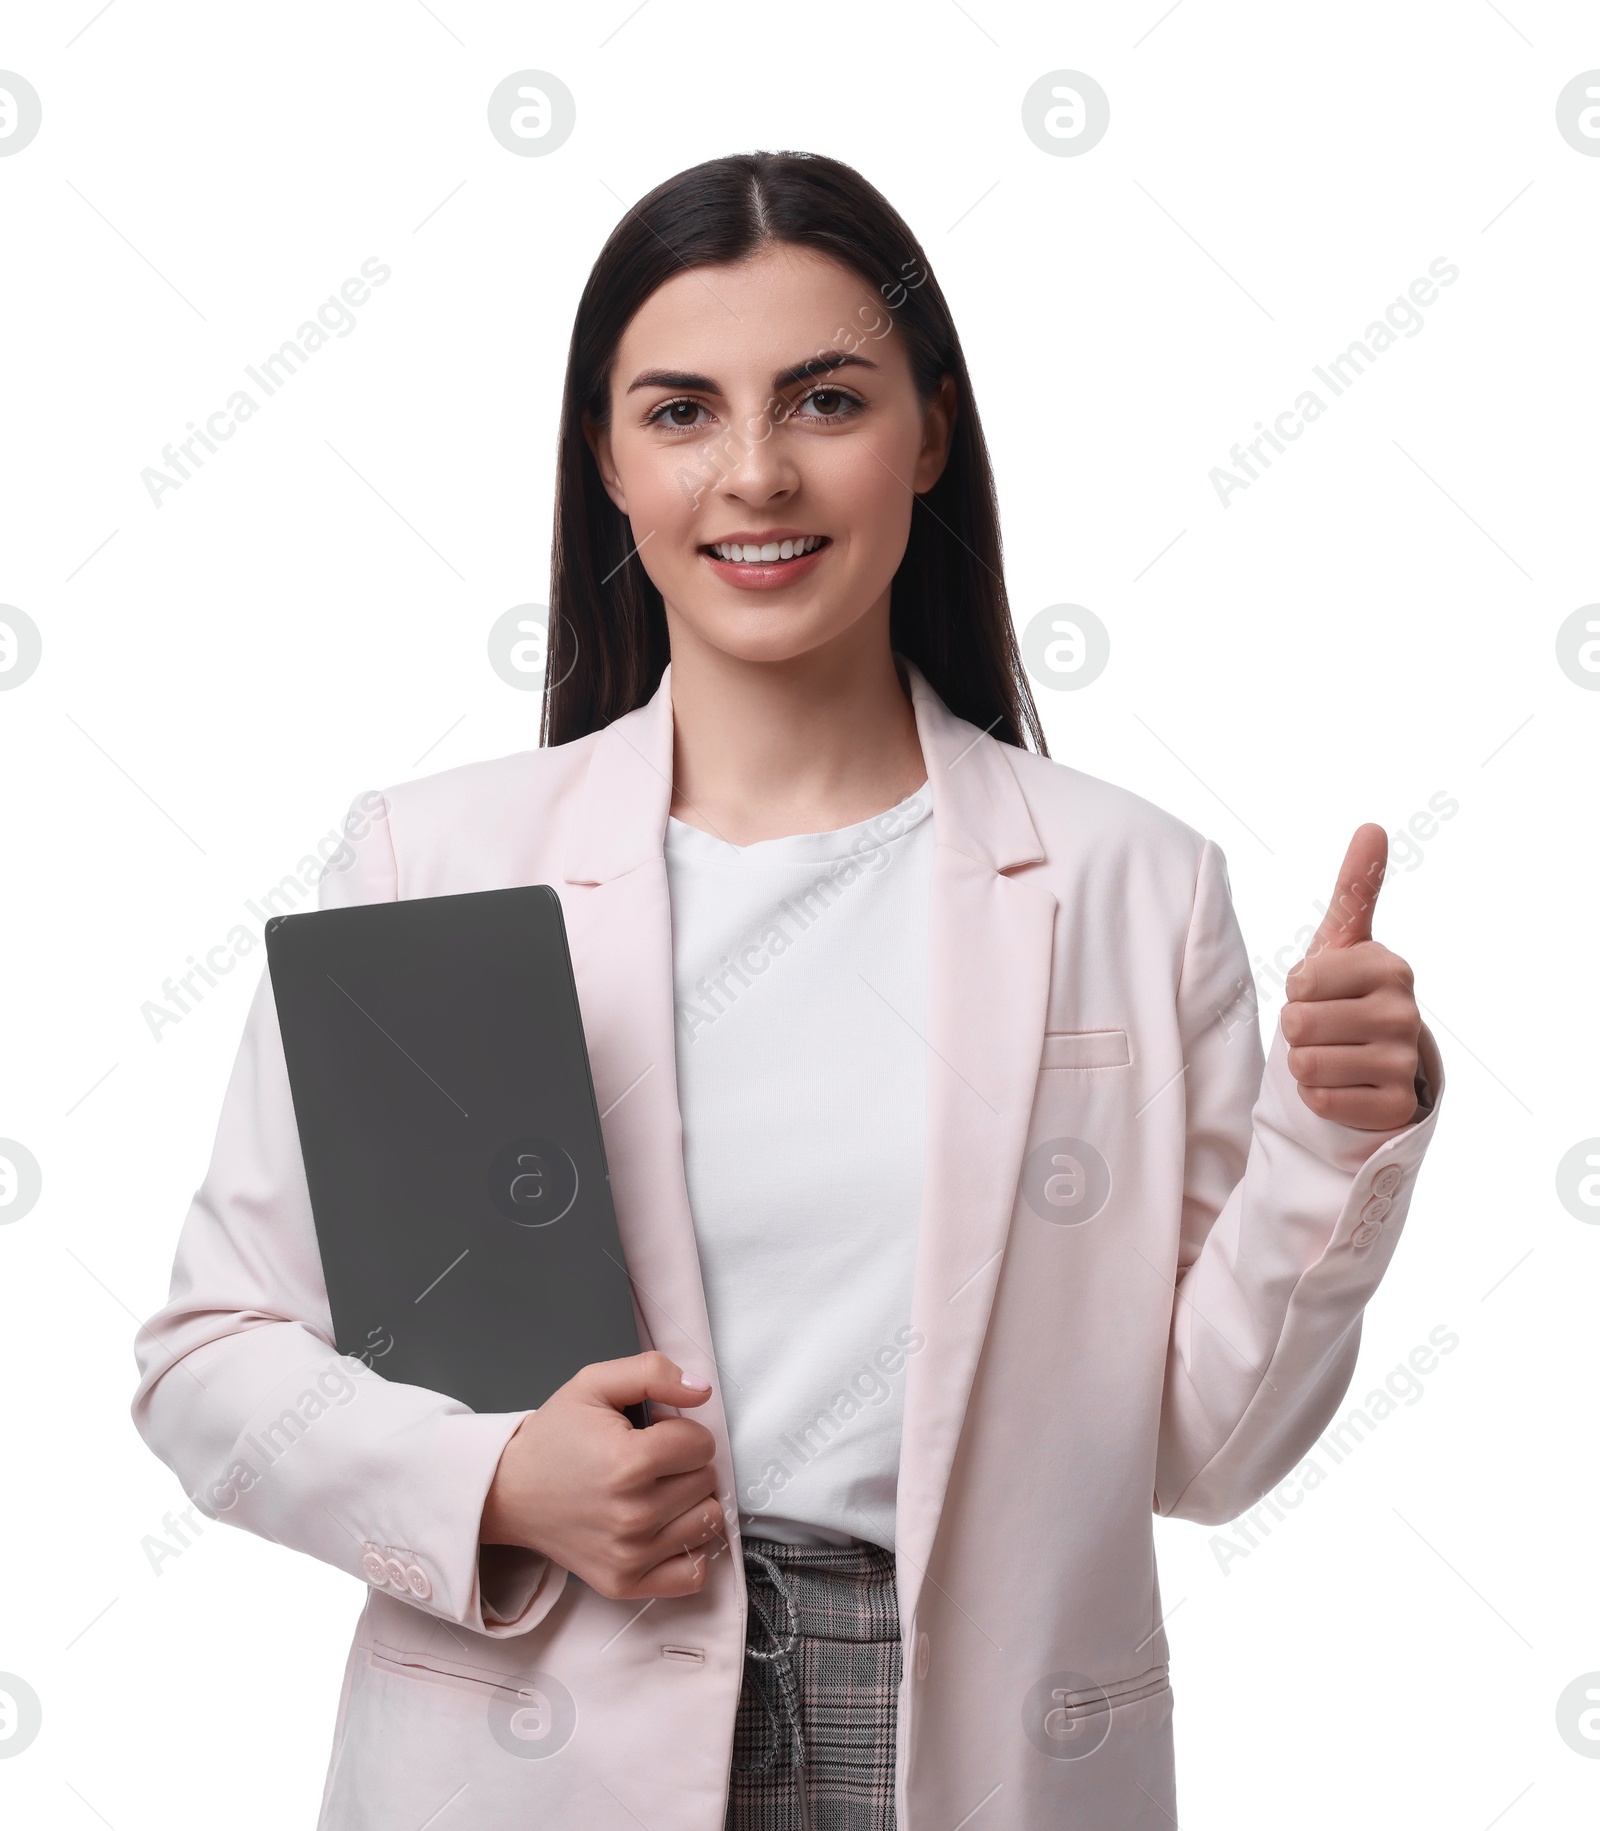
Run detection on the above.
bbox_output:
[714,394,800,509]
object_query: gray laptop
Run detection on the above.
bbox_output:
[264,885,645,1421]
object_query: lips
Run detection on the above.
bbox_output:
[699,534,832,591]
[704,535,827,564]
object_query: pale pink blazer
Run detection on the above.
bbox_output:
[132,661,1444,1829]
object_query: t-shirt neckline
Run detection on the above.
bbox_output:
[664,780,932,865]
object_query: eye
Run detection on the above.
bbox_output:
[794,386,864,421]
[646,397,713,430]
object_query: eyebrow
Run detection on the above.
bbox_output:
[625,351,880,395]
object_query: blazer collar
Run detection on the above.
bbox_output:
[905,661,1045,875]
[560,657,1045,884]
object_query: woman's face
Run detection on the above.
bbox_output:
[586,243,956,668]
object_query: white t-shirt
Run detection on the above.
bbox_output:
[664,783,933,1550]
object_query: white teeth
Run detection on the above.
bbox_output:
[710,536,823,562]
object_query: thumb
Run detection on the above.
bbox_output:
[1308,823,1387,953]
[574,1350,714,1414]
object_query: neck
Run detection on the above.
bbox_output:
[665,607,927,847]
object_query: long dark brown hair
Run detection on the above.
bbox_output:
[541,149,1046,756]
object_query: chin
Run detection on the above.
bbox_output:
[664,594,851,663]
[705,622,848,667]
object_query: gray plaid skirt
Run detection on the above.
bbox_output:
[726,1536,901,1831]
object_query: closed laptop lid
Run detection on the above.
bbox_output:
[264,884,640,1414]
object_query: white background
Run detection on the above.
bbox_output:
[1,1,1596,1826]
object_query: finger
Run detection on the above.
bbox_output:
[602,1502,729,1601]
[637,1463,724,1527]
[1281,993,1420,1047]
[1296,1082,1422,1131]
[1307,823,1388,954]
[574,1350,714,1415]
[626,1544,717,1600]
[617,1416,719,1482]
[1286,1041,1419,1088]
[639,1494,729,1572]
[1284,940,1411,1004]
[597,1479,723,1589]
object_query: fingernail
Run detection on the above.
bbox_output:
[681,1373,712,1391]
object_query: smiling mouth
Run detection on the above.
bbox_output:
[701,535,830,565]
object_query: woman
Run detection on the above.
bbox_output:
[133,151,1443,1830]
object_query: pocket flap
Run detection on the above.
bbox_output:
[1041,1029,1130,1070]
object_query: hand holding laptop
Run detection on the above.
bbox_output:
[479,1351,724,1599]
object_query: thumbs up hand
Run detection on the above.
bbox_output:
[1282,824,1424,1131]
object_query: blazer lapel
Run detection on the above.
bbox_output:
[557,671,733,1420]
[894,666,1057,1641]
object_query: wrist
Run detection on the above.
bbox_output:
[479,1413,537,1550]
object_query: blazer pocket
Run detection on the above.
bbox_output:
[1040,1028,1130,1071]
[1032,1664,1170,1754]
[368,1640,523,1698]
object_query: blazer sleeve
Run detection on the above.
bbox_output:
[130,791,567,1637]
[1154,836,1445,1525]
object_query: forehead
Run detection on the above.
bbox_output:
[613,243,906,382]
